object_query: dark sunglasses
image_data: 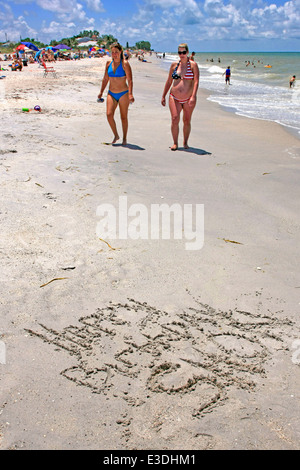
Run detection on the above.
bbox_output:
[178,50,187,55]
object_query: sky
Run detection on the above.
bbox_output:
[0,0,300,52]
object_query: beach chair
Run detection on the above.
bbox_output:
[42,61,57,78]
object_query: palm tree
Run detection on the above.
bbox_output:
[98,34,118,48]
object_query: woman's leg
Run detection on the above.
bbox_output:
[106,93,119,143]
[182,100,196,148]
[169,95,182,150]
[118,92,130,145]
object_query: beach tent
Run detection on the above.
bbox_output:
[53,44,71,50]
[21,41,39,51]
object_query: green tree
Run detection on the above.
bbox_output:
[98,34,118,48]
[20,37,45,48]
[60,37,78,48]
[77,30,100,38]
[135,41,151,51]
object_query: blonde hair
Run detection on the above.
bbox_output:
[110,42,124,60]
[178,43,189,53]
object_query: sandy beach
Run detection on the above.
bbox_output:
[0,55,300,450]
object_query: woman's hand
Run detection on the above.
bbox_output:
[189,96,197,107]
[161,97,166,106]
[129,94,135,104]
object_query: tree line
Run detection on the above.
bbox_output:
[15,31,152,51]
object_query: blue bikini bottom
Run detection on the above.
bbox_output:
[108,89,129,102]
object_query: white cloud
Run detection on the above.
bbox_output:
[0,2,38,41]
[1,1,300,48]
[85,0,104,12]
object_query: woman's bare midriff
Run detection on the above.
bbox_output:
[170,77,194,101]
[109,76,128,94]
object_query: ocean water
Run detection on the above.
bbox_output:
[158,52,300,136]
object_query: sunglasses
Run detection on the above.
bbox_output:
[178,51,187,55]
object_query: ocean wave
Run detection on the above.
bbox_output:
[207,65,225,74]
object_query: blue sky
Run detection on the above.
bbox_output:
[1,0,300,51]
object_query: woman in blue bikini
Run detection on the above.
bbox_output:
[98,42,134,145]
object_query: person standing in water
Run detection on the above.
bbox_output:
[223,66,231,84]
[98,42,134,145]
[290,75,296,88]
[161,43,199,151]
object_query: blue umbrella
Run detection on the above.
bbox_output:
[53,44,71,50]
[21,41,39,52]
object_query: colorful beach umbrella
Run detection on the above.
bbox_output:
[21,41,39,51]
[16,44,26,51]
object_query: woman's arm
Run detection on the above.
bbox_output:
[191,62,199,98]
[189,62,199,107]
[98,62,110,99]
[161,63,176,106]
[124,61,134,103]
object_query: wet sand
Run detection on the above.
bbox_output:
[0,56,300,450]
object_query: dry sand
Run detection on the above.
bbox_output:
[0,56,300,450]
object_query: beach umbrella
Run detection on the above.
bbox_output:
[53,44,71,50]
[21,41,39,51]
[16,44,26,51]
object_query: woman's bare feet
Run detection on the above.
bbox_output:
[112,134,120,144]
[170,144,178,151]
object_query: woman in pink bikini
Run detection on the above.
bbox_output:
[161,43,199,150]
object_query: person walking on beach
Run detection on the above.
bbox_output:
[223,66,231,84]
[161,43,199,151]
[98,42,134,145]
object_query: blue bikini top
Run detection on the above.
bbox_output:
[108,60,126,78]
